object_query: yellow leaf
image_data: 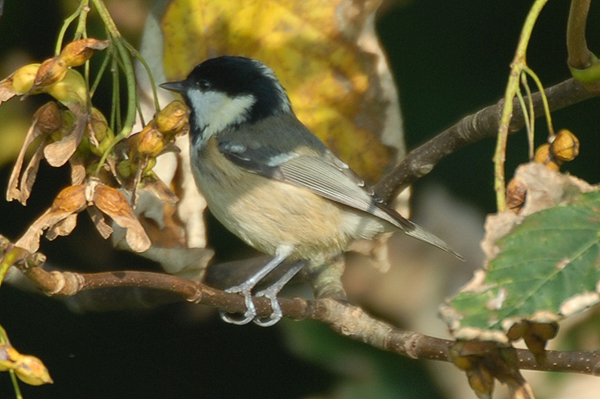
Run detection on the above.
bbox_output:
[161,0,397,182]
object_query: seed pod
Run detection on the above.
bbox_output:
[137,126,165,157]
[14,354,53,386]
[59,38,110,68]
[35,101,63,134]
[156,100,189,134]
[550,129,579,162]
[90,108,113,143]
[32,57,68,90]
[533,144,560,171]
[505,177,527,213]
[44,69,87,106]
[11,64,40,94]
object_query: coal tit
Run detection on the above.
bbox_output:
[160,56,458,326]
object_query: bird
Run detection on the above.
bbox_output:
[160,56,459,326]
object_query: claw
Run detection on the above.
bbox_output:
[216,247,304,327]
[219,286,256,325]
[253,260,306,326]
[253,289,283,327]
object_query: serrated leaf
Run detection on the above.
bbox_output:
[443,190,600,342]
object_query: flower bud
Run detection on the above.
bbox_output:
[550,129,579,162]
[505,177,527,213]
[35,102,63,135]
[533,144,560,171]
[32,57,68,90]
[156,100,189,134]
[137,126,165,157]
[11,64,40,94]
[59,38,110,68]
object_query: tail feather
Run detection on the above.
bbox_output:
[404,220,464,260]
[374,203,463,260]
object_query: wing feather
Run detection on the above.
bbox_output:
[217,117,460,257]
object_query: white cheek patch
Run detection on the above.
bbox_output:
[186,89,256,139]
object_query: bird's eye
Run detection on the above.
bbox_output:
[198,79,211,90]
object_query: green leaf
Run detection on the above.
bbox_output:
[443,190,600,342]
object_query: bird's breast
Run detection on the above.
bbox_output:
[190,137,358,262]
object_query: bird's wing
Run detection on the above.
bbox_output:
[217,126,459,256]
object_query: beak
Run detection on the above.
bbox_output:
[159,81,186,93]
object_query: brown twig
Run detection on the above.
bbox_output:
[14,263,600,376]
[374,77,600,203]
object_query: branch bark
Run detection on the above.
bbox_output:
[15,262,600,377]
[374,77,600,203]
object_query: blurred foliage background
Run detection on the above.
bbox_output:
[0,0,599,398]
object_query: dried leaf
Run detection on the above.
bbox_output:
[172,136,208,248]
[69,155,87,185]
[92,185,151,252]
[46,213,78,240]
[17,145,46,204]
[59,38,110,68]
[43,106,87,167]
[7,102,63,204]
[0,82,17,104]
[347,232,393,272]
[141,175,179,204]
[15,185,87,252]
[6,102,61,205]
[87,207,113,239]
[7,125,44,203]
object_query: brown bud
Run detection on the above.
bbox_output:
[59,38,110,68]
[156,100,189,134]
[137,125,165,157]
[32,57,68,90]
[35,102,63,135]
[506,320,528,341]
[452,355,474,370]
[505,177,527,213]
[466,366,495,398]
[530,321,559,341]
[550,129,579,162]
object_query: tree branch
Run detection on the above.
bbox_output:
[14,261,600,376]
[374,77,600,203]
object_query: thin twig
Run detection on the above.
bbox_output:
[374,77,600,203]
[493,0,548,211]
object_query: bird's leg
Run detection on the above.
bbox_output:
[219,246,293,325]
[253,260,306,327]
